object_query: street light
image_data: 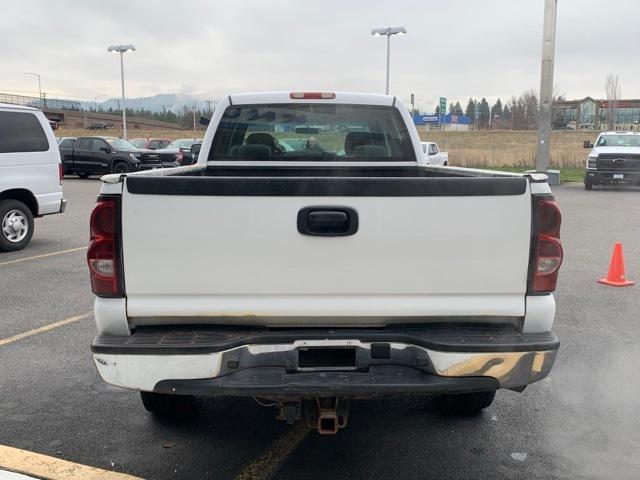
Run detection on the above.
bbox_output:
[24,72,42,103]
[370,26,407,95]
[107,44,136,139]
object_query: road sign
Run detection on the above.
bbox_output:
[439,97,447,113]
[474,103,480,119]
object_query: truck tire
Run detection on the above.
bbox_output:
[78,172,90,179]
[112,162,130,174]
[140,391,196,417]
[0,199,35,252]
[427,391,496,415]
[584,181,593,191]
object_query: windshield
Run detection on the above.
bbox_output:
[596,135,640,147]
[208,103,415,161]
[129,139,145,148]
[105,138,138,151]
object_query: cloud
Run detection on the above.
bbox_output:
[2,0,639,112]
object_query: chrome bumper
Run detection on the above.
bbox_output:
[93,339,557,394]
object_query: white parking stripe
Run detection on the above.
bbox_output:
[0,247,87,267]
[0,312,92,347]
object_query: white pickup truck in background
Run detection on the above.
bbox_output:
[421,141,448,166]
[0,103,66,251]
[88,92,562,434]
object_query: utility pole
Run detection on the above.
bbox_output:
[536,0,558,172]
[193,103,197,135]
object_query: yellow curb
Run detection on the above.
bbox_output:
[0,445,142,480]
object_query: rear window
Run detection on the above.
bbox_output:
[0,111,49,153]
[208,104,415,162]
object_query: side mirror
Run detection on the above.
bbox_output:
[199,116,210,126]
[583,140,594,149]
[190,143,201,155]
[428,150,436,155]
[100,146,111,153]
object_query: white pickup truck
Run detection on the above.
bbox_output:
[421,141,448,166]
[89,92,562,434]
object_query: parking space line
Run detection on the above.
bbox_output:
[0,312,92,348]
[234,422,310,480]
[0,247,88,267]
[0,444,141,480]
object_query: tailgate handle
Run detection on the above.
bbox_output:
[297,207,358,236]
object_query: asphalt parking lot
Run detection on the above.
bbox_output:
[1,179,639,479]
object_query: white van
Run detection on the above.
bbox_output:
[0,103,66,251]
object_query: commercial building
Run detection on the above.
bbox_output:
[413,113,471,132]
[552,96,640,131]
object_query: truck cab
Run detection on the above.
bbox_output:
[421,141,448,166]
[584,131,640,190]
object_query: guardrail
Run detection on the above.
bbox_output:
[0,92,82,111]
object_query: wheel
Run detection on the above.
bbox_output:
[140,391,196,417]
[0,199,35,252]
[584,181,593,191]
[112,162,130,174]
[443,161,448,166]
[427,391,496,415]
[77,172,90,179]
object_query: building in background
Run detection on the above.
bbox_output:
[413,113,471,132]
[553,97,640,131]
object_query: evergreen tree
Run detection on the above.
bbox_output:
[465,98,476,118]
[491,98,503,119]
[453,101,463,116]
[479,98,490,128]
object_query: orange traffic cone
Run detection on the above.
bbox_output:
[598,242,634,287]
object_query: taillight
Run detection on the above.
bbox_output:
[290,92,336,99]
[58,163,64,185]
[88,197,123,297]
[528,197,563,293]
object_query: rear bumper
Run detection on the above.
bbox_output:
[586,170,640,184]
[92,325,558,395]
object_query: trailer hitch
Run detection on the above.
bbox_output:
[304,397,351,435]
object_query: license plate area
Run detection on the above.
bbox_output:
[298,347,357,370]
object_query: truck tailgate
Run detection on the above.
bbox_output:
[121,175,532,324]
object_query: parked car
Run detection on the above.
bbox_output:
[86,122,112,130]
[129,138,171,150]
[89,91,562,434]
[583,131,640,190]
[0,103,66,251]
[59,136,179,177]
[155,138,203,165]
[421,141,448,166]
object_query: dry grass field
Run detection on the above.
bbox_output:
[422,130,597,169]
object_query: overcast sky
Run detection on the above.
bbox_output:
[2,0,639,112]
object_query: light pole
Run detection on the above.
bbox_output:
[107,44,136,139]
[371,27,407,95]
[24,72,42,104]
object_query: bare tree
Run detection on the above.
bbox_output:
[605,73,621,130]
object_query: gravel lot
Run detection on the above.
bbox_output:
[0,179,638,479]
